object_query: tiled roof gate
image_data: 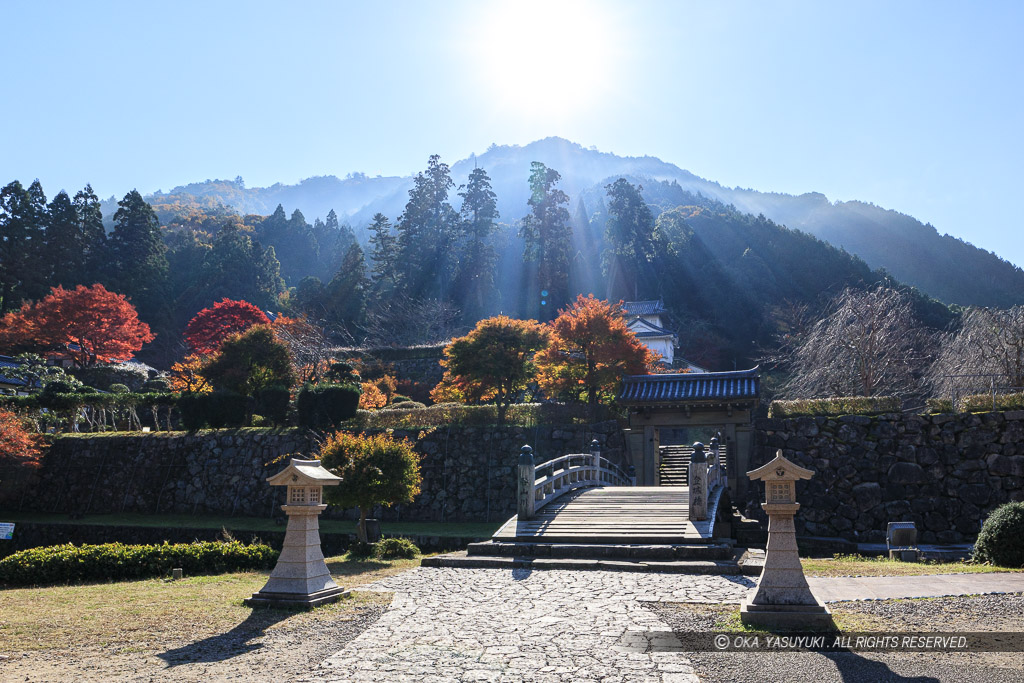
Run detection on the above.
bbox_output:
[618,368,760,405]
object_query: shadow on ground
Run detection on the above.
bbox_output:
[158,609,294,666]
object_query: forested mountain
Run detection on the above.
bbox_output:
[144,137,1024,309]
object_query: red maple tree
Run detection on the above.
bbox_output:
[0,284,155,367]
[184,298,270,354]
[0,409,43,468]
[535,294,655,418]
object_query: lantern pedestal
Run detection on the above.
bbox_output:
[740,451,832,628]
[740,502,831,627]
[245,458,345,609]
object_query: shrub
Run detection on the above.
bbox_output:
[177,391,248,430]
[373,537,419,559]
[297,383,361,429]
[109,383,130,394]
[960,392,1024,413]
[973,502,1024,568]
[925,398,954,414]
[0,540,278,586]
[391,395,412,404]
[142,378,171,392]
[768,396,901,418]
[71,363,148,392]
[256,385,290,425]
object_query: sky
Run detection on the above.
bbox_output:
[3,0,1023,267]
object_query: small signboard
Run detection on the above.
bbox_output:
[0,522,14,540]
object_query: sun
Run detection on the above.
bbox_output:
[467,0,620,121]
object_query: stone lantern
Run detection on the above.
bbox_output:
[740,449,831,627]
[245,458,347,608]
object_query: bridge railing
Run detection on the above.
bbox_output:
[517,440,633,518]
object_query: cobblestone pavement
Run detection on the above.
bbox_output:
[308,567,754,683]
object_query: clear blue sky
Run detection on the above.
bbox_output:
[3,0,1022,267]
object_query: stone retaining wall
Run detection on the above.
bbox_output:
[0,423,625,524]
[751,411,1024,543]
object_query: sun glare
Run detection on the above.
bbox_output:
[469,0,619,121]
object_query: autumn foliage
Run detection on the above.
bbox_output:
[319,431,422,543]
[0,284,154,367]
[434,315,550,423]
[184,298,271,354]
[168,354,213,393]
[0,409,43,468]
[535,295,655,416]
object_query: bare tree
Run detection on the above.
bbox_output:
[361,297,463,348]
[783,287,935,398]
[273,316,335,385]
[928,306,1024,399]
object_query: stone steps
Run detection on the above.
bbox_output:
[422,550,761,575]
[467,540,733,560]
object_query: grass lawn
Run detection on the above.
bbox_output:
[800,554,1024,578]
[0,553,416,652]
[0,512,501,539]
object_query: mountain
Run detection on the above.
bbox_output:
[142,137,1024,309]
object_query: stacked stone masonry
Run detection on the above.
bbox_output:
[0,423,624,524]
[751,410,1024,544]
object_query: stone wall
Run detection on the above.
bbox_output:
[751,411,1024,543]
[0,422,625,524]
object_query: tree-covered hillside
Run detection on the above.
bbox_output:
[140,138,1024,309]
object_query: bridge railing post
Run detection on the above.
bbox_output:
[688,441,708,521]
[590,439,600,483]
[518,444,536,519]
[708,436,720,488]
[628,465,637,487]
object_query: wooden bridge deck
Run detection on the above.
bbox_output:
[492,486,716,544]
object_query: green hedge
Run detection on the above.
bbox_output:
[0,540,278,586]
[178,391,249,430]
[297,383,361,429]
[348,402,594,429]
[926,393,1024,414]
[768,396,901,418]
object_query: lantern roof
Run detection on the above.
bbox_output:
[266,458,342,487]
[746,450,814,482]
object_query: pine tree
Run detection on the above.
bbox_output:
[367,213,399,297]
[455,166,499,321]
[45,190,86,287]
[519,162,572,320]
[108,189,169,323]
[603,178,661,299]
[0,180,48,314]
[72,184,107,285]
[395,155,459,299]
[322,242,369,334]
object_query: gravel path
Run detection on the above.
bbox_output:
[650,594,1024,683]
[0,598,388,682]
[311,567,754,682]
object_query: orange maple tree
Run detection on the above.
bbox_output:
[535,295,655,417]
[0,409,43,468]
[432,315,550,423]
[184,298,270,354]
[0,284,155,367]
[168,354,213,393]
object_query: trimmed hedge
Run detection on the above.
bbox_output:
[973,502,1024,568]
[348,402,594,429]
[297,383,361,429]
[768,396,901,418]
[0,540,278,586]
[256,386,290,426]
[178,391,249,430]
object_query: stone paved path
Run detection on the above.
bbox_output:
[807,572,1024,602]
[307,567,755,682]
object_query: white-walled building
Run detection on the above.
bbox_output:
[621,300,706,372]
